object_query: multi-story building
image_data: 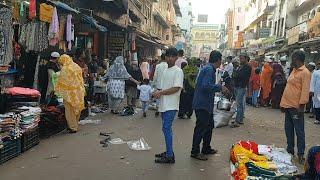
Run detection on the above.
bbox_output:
[190,24,220,58]
[175,0,193,55]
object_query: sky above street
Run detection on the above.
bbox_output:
[191,0,230,24]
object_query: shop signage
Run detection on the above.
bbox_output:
[108,31,125,58]
[287,22,308,45]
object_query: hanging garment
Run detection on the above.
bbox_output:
[33,55,41,90]
[0,7,13,66]
[66,14,74,51]
[13,1,20,21]
[58,15,66,41]
[48,7,59,46]
[19,22,48,52]
[40,3,54,23]
[29,0,36,20]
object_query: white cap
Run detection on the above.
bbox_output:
[51,52,60,58]
[308,62,316,66]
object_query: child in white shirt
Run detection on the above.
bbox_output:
[137,79,153,117]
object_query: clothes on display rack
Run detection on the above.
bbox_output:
[66,14,74,51]
[48,7,59,46]
[19,22,49,52]
[29,0,36,20]
[0,7,13,66]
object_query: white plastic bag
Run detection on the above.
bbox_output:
[127,138,151,151]
[109,138,126,145]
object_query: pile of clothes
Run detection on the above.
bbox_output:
[230,141,298,180]
[18,106,41,132]
[0,114,23,149]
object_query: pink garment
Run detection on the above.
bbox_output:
[66,14,74,50]
[6,87,41,97]
[29,0,36,20]
[175,57,188,68]
[48,7,60,46]
[140,62,150,79]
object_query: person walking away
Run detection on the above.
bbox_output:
[247,60,259,104]
[137,79,153,117]
[179,62,199,119]
[175,50,188,68]
[311,62,320,124]
[178,62,189,119]
[55,54,85,133]
[306,62,316,117]
[191,50,229,160]
[271,62,286,109]
[231,53,252,127]
[105,56,139,114]
[125,61,143,108]
[251,68,261,107]
[88,54,99,102]
[46,52,61,100]
[140,59,150,80]
[280,50,311,164]
[153,54,168,117]
[260,58,273,107]
[153,48,184,164]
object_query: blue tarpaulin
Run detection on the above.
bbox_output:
[49,1,80,14]
[82,15,108,32]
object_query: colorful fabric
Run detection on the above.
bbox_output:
[13,1,20,21]
[107,79,125,99]
[66,14,74,50]
[29,0,36,20]
[306,146,320,180]
[0,7,13,66]
[6,87,41,97]
[260,63,273,99]
[106,56,131,80]
[40,3,54,23]
[48,7,59,46]
[55,55,85,115]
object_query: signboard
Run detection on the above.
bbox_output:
[108,31,125,59]
[308,12,320,38]
[259,28,271,38]
[287,22,308,45]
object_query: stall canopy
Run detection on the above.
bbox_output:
[48,1,80,14]
[82,15,108,32]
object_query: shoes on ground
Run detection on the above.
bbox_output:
[190,153,208,161]
[155,155,175,164]
[202,149,218,155]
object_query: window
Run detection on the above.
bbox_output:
[236,26,240,30]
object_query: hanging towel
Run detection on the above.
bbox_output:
[48,7,59,46]
[66,14,74,51]
[29,0,36,20]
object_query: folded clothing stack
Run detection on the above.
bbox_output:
[18,106,41,133]
[0,114,22,148]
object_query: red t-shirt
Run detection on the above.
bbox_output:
[251,74,261,90]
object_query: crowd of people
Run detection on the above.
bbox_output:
[41,46,320,171]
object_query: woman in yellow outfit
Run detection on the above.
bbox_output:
[55,54,85,133]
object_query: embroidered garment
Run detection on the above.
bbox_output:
[0,7,13,66]
[66,14,74,50]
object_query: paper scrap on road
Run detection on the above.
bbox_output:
[109,138,126,145]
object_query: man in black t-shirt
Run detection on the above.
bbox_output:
[125,61,143,107]
[231,53,252,128]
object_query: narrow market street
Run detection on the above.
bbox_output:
[0,106,319,180]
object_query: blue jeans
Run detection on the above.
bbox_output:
[252,90,259,106]
[161,110,177,157]
[285,108,305,155]
[141,101,149,113]
[235,88,247,123]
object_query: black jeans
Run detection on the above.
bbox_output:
[315,108,320,121]
[191,109,214,155]
[285,108,305,156]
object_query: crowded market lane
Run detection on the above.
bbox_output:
[0,106,319,180]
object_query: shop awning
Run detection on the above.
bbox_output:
[138,36,157,45]
[82,15,108,32]
[48,1,80,14]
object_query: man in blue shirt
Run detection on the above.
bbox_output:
[191,50,229,161]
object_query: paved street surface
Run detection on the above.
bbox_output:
[0,107,319,180]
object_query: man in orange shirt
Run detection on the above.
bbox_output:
[280,50,311,164]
